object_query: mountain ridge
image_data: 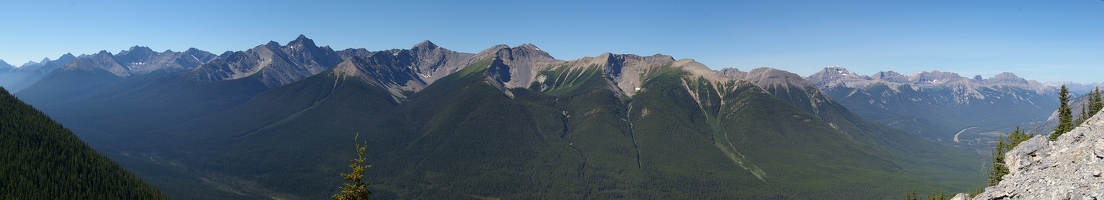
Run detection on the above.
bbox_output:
[12,36,990,199]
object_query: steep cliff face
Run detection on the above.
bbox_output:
[972,108,1104,199]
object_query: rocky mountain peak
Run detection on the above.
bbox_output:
[264,41,281,49]
[718,67,742,78]
[58,53,76,61]
[0,59,13,71]
[987,72,1029,85]
[909,70,965,83]
[511,43,554,60]
[473,45,510,59]
[481,44,564,94]
[61,57,100,71]
[872,71,908,83]
[412,40,439,50]
[218,51,234,57]
[121,46,154,55]
[807,66,858,86]
[647,54,675,62]
[723,67,815,89]
[94,50,114,58]
[116,46,155,64]
[287,34,317,49]
[826,66,850,74]
[20,61,38,68]
[516,43,538,49]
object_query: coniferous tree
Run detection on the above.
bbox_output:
[987,135,1009,186]
[1077,102,1088,126]
[988,126,1031,186]
[333,135,371,200]
[1091,87,1103,118]
[0,87,167,199]
[1051,85,1073,141]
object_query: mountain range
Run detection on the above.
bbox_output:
[807,67,1059,152]
[6,35,1074,199]
[0,53,76,92]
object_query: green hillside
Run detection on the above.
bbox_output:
[0,87,169,199]
[101,58,980,199]
[754,79,984,193]
[12,52,984,199]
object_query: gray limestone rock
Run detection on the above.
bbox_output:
[973,108,1104,200]
[1005,136,1048,174]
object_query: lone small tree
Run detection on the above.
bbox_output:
[1091,87,1103,118]
[1050,85,1073,141]
[333,134,371,200]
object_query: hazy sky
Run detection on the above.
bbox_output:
[2,1,1102,83]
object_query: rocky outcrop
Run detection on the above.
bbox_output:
[972,108,1104,199]
[483,43,558,89]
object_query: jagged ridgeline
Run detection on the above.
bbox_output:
[8,36,981,199]
[0,87,168,199]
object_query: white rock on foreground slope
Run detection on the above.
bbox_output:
[970,109,1104,199]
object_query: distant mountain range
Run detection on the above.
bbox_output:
[806,67,1059,151]
[1044,82,1104,95]
[0,53,75,92]
[9,35,1078,199]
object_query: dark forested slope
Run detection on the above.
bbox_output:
[0,87,169,199]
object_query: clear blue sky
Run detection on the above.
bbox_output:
[2,0,1102,83]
